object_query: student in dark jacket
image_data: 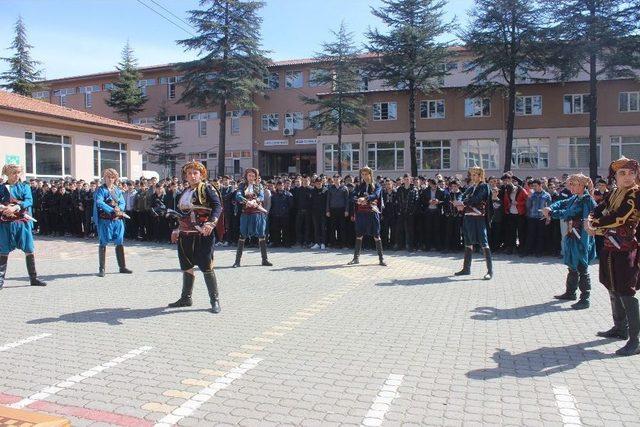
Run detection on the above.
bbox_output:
[59,186,74,236]
[325,175,350,248]
[292,176,312,247]
[420,178,446,251]
[394,174,419,251]
[269,181,292,247]
[443,179,464,252]
[309,178,328,249]
[380,179,396,249]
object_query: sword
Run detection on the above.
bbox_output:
[471,207,482,215]
[571,228,581,239]
[607,234,622,250]
[0,204,37,222]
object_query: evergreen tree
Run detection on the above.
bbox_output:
[542,0,640,179]
[301,22,367,176]
[178,0,269,177]
[0,16,44,96]
[460,0,546,172]
[149,103,182,178]
[105,42,147,123]
[366,0,454,177]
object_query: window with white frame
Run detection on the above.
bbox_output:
[619,92,640,112]
[285,112,304,130]
[261,113,279,131]
[198,120,207,137]
[323,143,360,172]
[611,136,640,161]
[420,100,445,119]
[103,83,115,91]
[285,70,303,88]
[160,76,183,99]
[229,110,241,134]
[515,95,542,116]
[557,137,600,168]
[93,140,128,178]
[464,98,491,117]
[32,91,49,99]
[309,68,329,87]
[80,85,100,108]
[308,110,322,130]
[24,132,72,178]
[417,140,451,170]
[167,114,186,136]
[373,102,397,121]
[459,139,499,169]
[132,117,154,125]
[563,94,590,114]
[511,138,549,169]
[54,88,75,106]
[137,78,156,96]
[366,141,404,171]
[263,72,279,90]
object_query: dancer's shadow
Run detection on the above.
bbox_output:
[466,339,613,380]
[271,263,355,272]
[26,306,210,326]
[9,272,101,284]
[376,276,478,287]
[471,300,571,320]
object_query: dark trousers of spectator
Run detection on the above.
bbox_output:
[504,213,527,252]
[395,214,415,251]
[444,216,463,251]
[124,211,136,239]
[311,213,326,245]
[380,216,395,249]
[269,215,289,246]
[137,211,149,240]
[295,209,312,245]
[84,209,94,237]
[344,217,355,248]
[327,208,347,248]
[61,210,74,235]
[490,220,503,251]
[545,218,561,255]
[423,211,442,250]
[229,214,240,244]
[73,210,84,236]
[525,217,546,255]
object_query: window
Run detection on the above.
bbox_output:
[323,143,360,172]
[308,110,322,130]
[167,114,186,136]
[558,137,600,168]
[32,91,49,99]
[309,68,329,87]
[417,140,451,170]
[459,139,499,169]
[263,72,279,90]
[198,120,207,137]
[420,100,445,119]
[373,102,397,121]
[285,112,304,130]
[464,98,491,117]
[619,92,640,112]
[367,141,404,170]
[611,136,640,161]
[24,132,72,177]
[189,112,217,121]
[103,83,115,91]
[160,76,183,99]
[80,85,99,108]
[137,79,155,96]
[515,95,542,116]
[511,138,549,169]
[261,113,279,131]
[132,117,154,125]
[358,69,369,92]
[228,110,241,134]
[563,94,590,114]
[93,140,128,178]
[285,70,303,88]
[54,88,75,106]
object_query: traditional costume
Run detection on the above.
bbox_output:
[591,157,640,356]
[0,164,46,288]
[232,168,272,267]
[348,167,386,266]
[168,161,223,313]
[93,169,131,277]
[455,167,492,280]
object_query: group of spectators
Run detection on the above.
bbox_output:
[23,170,611,257]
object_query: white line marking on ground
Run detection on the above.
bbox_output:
[0,333,51,352]
[154,357,262,427]
[361,373,404,427]
[9,345,152,409]
[552,384,582,426]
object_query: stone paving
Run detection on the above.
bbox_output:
[2,236,640,426]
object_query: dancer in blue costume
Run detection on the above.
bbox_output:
[93,168,132,277]
[0,164,46,288]
[542,173,596,310]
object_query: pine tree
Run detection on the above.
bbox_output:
[461,0,546,172]
[0,16,44,96]
[149,103,182,178]
[178,0,269,177]
[105,42,147,123]
[301,22,367,176]
[366,0,455,177]
[542,0,640,179]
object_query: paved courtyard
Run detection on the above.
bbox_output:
[2,237,640,426]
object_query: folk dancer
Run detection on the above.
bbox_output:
[348,166,387,266]
[453,166,493,279]
[232,168,272,267]
[93,168,132,277]
[542,173,596,310]
[587,157,640,356]
[168,161,223,313]
[0,164,46,288]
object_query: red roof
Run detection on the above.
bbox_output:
[0,90,156,135]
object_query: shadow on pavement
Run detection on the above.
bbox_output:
[26,306,211,326]
[270,263,357,272]
[470,300,571,320]
[466,339,614,380]
[376,276,478,286]
[8,272,101,284]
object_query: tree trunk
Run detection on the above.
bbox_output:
[588,54,598,181]
[337,118,343,176]
[218,99,227,177]
[504,70,517,172]
[408,81,417,177]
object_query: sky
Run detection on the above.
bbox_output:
[0,0,474,80]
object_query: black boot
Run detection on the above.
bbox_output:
[203,270,220,314]
[455,247,472,276]
[98,245,106,277]
[617,296,640,356]
[259,239,272,266]
[598,291,629,340]
[571,265,590,310]
[0,254,7,290]
[168,272,194,308]
[554,268,578,300]
[482,247,493,280]
[232,239,244,267]
[348,238,362,265]
[115,245,132,274]
[26,254,46,286]
[375,239,387,266]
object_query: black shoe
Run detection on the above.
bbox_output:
[232,262,241,268]
[97,269,105,277]
[616,338,640,356]
[571,299,590,310]
[168,297,192,308]
[597,327,628,340]
[262,260,273,266]
[554,292,577,300]
[454,270,470,276]
[379,260,387,266]
[30,278,47,287]
[347,258,359,265]
[211,300,221,314]
[483,272,492,280]
[119,267,133,274]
